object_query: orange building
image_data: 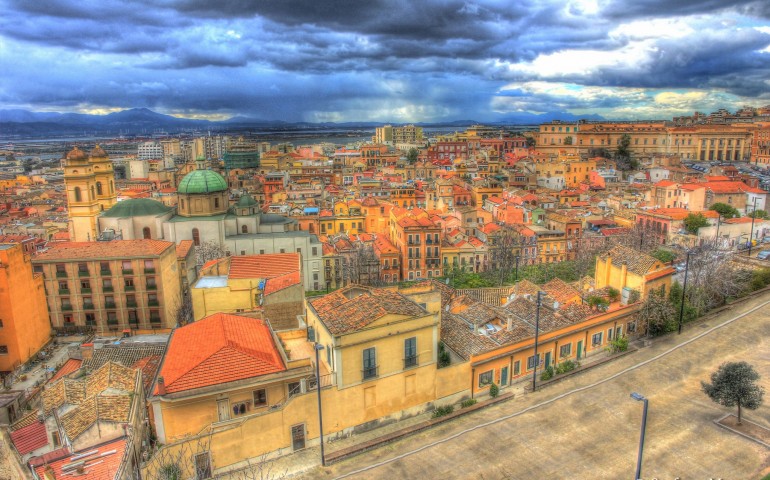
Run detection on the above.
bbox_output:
[0,243,51,372]
[389,207,442,281]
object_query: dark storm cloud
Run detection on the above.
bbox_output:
[1,0,769,121]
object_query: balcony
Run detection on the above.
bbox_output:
[146,284,157,291]
[83,302,95,310]
[61,305,73,311]
[58,288,70,294]
[78,270,89,277]
[144,268,156,274]
[148,299,160,307]
[124,285,135,292]
[103,286,114,293]
[126,301,137,308]
[81,288,92,294]
[100,268,111,275]
[122,269,134,275]
[404,355,418,369]
[362,365,379,381]
[56,271,68,278]
[104,301,117,309]
[149,316,162,324]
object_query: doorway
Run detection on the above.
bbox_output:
[291,424,306,451]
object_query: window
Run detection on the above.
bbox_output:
[478,370,493,387]
[195,452,212,480]
[253,389,267,407]
[242,225,248,233]
[100,261,110,273]
[192,228,200,246]
[527,354,540,370]
[312,247,318,256]
[404,337,417,368]
[363,347,377,380]
[52,431,61,447]
[513,360,520,376]
[592,332,603,346]
[96,182,103,195]
[214,198,220,208]
[143,227,151,239]
[560,344,572,358]
[125,278,134,288]
[232,401,249,416]
[288,381,302,397]
[627,321,636,333]
[74,187,82,202]
[0,345,8,354]
[607,328,613,341]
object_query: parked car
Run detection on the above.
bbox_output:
[757,250,770,260]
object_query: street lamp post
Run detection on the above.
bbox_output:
[514,255,521,284]
[714,215,722,248]
[630,392,649,480]
[748,197,758,257]
[532,291,543,392]
[314,344,326,466]
[678,250,694,335]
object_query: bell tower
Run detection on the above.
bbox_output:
[89,145,117,212]
[63,146,100,241]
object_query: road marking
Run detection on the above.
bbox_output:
[334,297,770,479]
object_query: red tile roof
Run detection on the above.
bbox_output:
[33,437,127,480]
[10,421,48,455]
[156,313,286,395]
[34,240,173,261]
[228,253,300,279]
[175,240,194,259]
[49,358,82,383]
[264,271,301,295]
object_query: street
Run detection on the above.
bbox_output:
[298,291,770,480]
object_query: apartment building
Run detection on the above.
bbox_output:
[32,240,181,333]
[389,207,442,281]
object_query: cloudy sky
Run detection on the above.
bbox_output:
[1,0,769,123]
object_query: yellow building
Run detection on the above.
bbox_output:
[594,244,674,298]
[191,254,304,329]
[144,286,468,477]
[32,240,181,333]
[0,243,51,372]
[63,146,117,242]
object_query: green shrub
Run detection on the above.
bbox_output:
[555,359,578,375]
[432,405,454,418]
[438,342,451,368]
[460,398,477,408]
[540,365,554,381]
[607,287,620,302]
[489,383,499,398]
[606,335,629,353]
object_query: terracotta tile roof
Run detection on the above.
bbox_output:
[512,279,541,297]
[599,245,659,276]
[130,355,163,393]
[542,278,582,305]
[175,240,194,259]
[33,437,127,480]
[309,285,427,335]
[156,313,286,395]
[228,253,300,279]
[34,240,173,261]
[49,358,82,383]
[10,421,48,455]
[10,409,40,432]
[264,271,301,295]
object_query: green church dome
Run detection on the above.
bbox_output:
[235,193,258,207]
[178,170,228,194]
[102,198,172,218]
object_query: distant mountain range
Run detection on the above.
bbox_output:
[0,108,605,139]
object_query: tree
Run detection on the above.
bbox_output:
[406,148,419,165]
[683,213,709,234]
[748,209,769,219]
[564,136,573,145]
[171,292,194,326]
[702,361,764,425]
[489,225,523,286]
[340,241,381,286]
[710,202,740,219]
[650,247,676,264]
[616,133,631,159]
[638,289,677,336]
[195,240,227,267]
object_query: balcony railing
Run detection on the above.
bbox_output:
[362,365,379,381]
[103,286,114,293]
[124,285,135,291]
[404,355,418,369]
[61,305,73,311]
[78,270,89,277]
[81,288,92,294]
[105,301,116,309]
[148,299,159,307]
[144,268,156,274]
[122,269,134,275]
[149,316,161,324]
[146,284,157,291]
[126,301,137,307]
[100,268,111,275]
[83,302,95,310]
[56,271,68,278]
[59,288,70,294]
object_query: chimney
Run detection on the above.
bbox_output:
[157,376,166,395]
[506,315,512,331]
[43,465,56,480]
[80,343,94,360]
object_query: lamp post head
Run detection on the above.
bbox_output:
[630,392,646,402]
[315,343,324,351]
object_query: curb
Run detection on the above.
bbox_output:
[325,391,515,465]
[713,413,770,449]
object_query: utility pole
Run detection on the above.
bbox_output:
[748,197,758,257]
[532,291,543,392]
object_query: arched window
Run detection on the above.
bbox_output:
[192,228,200,246]
[214,198,220,209]
[143,227,151,239]
[74,187,82,202]
[96,182,103,195]
[241,225,248,233]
